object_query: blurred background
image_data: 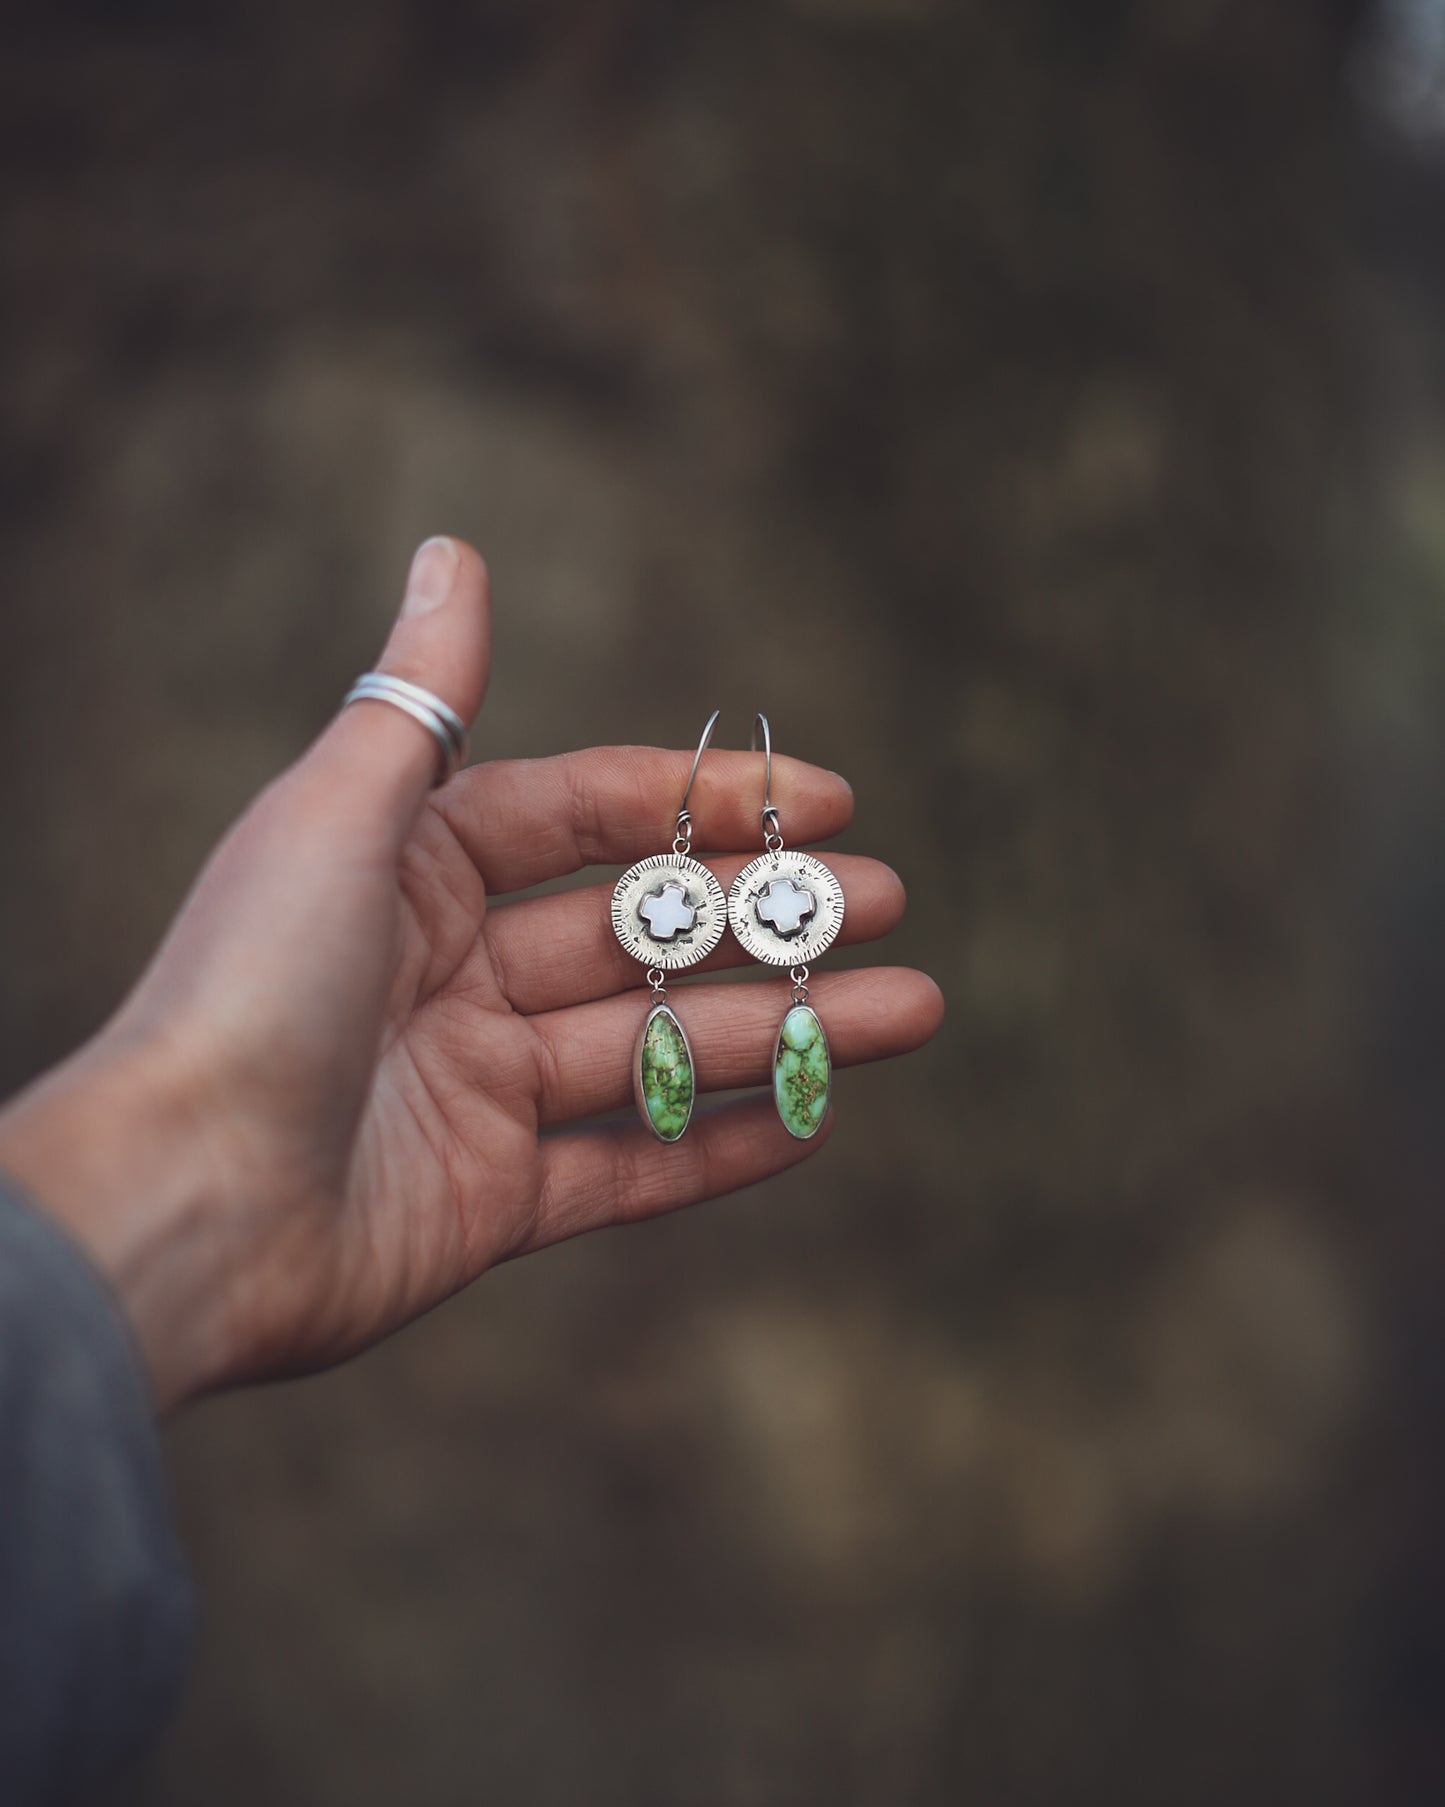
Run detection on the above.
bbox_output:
[3,0,1445,1801]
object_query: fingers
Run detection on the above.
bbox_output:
[526,966,944,1126]
[482,853,907,1013]
[522,1095,832,1255]
[305,537,492,851]
[520,965,929,1251]
[433,746,853,895]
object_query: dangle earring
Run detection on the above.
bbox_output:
[609,711,727,1142]
[727,714,845,1139]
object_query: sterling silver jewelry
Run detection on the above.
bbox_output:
[727,714,842,1139]
[610,711,726,1143]
[342,671,469,785]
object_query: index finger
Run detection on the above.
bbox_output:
[432,746,853,895]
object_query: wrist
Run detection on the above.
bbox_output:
[0,1028,234,1412]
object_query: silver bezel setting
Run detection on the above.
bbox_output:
[633,1002,696,1142]
[726,850,845,968]
[772,1003,832,1141]
[610,853,726,971]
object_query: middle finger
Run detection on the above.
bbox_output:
[478,852,907,1013]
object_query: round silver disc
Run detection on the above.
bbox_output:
[610,854,727,971]
[727,851,845,967]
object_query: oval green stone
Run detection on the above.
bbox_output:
[637,1006,695,1142]
[773,1005,831,1140]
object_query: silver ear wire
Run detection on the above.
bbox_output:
[674,708,721,854]
[751,712,782,850]
[729,709,844,1137]
[610,708,727,1142]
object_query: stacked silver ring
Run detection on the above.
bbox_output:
[342,672,469,786]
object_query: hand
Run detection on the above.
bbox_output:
[0,539,943,1410]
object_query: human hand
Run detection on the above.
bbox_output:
[0,539,943,1410]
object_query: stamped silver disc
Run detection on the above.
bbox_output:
[610,854,726,971]
[727,851,845,967]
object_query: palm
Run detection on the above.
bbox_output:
[357,820,544,1341]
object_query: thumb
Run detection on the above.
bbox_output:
[309,536,491,850]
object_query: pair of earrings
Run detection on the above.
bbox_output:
[610,712,845,1144]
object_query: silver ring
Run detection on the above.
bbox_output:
[348,672,468,754]
[342,672,470,786]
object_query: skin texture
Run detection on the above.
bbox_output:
[0,538,944,1411]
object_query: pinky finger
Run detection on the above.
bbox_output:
[520,1095,832,1255]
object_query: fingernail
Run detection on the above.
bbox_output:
[401,536,459,618]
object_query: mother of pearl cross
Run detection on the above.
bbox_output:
[754,876,816,938]
[638,881,697,941]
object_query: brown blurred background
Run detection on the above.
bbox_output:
[4,1,1445,1801]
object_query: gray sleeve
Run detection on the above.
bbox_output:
[0,1176,194,1803]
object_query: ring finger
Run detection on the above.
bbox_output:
[520,965,943,1127]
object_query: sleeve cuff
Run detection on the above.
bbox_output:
[0,1175,194,1801]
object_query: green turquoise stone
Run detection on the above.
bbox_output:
[636,1006,694,1142]
[773,1005,831,1140]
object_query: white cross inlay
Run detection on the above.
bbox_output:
[639,881,697,941]
[755,877,816,938]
